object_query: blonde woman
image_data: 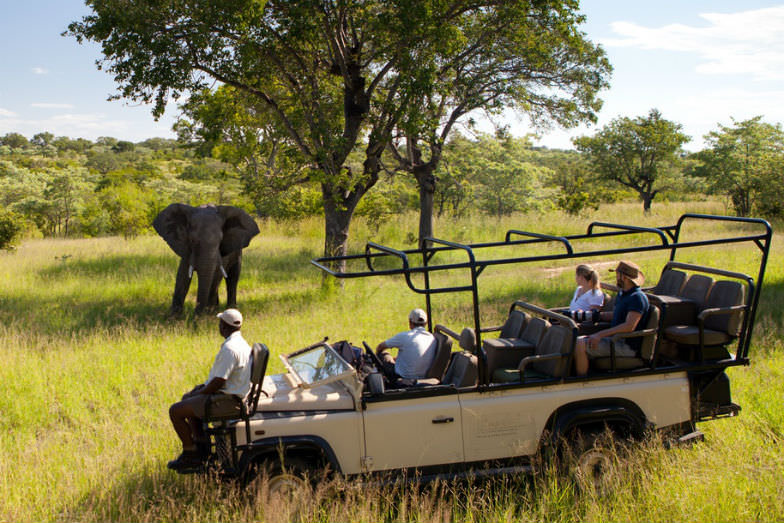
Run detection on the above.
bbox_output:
[568,264,604,314]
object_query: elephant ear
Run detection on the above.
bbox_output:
[153,203,193,258]
[217,205,260,255]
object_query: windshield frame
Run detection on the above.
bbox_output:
[280,342,356,389]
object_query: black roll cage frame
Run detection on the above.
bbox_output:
[311,214,772,385]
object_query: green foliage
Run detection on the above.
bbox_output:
[435,133,552,217]
[68,0,612,258]
[574,109,690,212]
[85,151,120,174]
[693,116,784,217]
[1,132,28,149]
[112,140,135,153]
[97,180,155,238]
[0,210,24,250]
[31,132,54,147]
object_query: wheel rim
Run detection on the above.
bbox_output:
[268,472,306,497]
[575,448,612,490]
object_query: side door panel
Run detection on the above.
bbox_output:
[459,374,691,463]
[362,393,463,472]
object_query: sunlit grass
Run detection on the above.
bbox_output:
[0,202,782,522]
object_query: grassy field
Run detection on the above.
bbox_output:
[1,201,783,522]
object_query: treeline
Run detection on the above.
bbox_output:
[1,111,783,250]
[0,130,661,246]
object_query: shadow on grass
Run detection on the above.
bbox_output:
[0,251,330,337]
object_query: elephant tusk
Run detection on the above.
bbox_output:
[188,265,194,279]
[220,265,228,279]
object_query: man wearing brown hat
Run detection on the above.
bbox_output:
[167,308,252,472]
[574,261,649,376]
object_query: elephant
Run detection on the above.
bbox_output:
[153,203,260,315]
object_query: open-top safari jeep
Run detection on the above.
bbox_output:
[191,214,771,491]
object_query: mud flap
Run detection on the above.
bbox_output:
[690,370,741,421]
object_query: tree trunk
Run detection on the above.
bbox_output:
[414,164,436,249]
[642,193,653,213]
[322,183,362,274]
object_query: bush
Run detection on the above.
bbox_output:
[0,211,24,251]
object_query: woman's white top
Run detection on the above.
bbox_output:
[568,286,604,312]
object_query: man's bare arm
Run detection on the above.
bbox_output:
[199,377,227,395]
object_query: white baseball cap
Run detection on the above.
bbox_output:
[217,308,243,327]
[409,308,427,325]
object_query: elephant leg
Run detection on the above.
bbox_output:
[205,268,222,313]
[225,254,242,309]
[171,258,192,315]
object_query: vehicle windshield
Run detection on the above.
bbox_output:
[283,344,354,387]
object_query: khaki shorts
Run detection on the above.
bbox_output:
[180,386,235,418]
[179,391,211,418]
[586,337,636,358]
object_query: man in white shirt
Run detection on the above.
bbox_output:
[375,308,437,383]
[167,308,252,472]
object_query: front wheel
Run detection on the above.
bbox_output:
[250,456,313,500]
[269,467,308,498]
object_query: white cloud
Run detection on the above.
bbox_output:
[31,103,75,109]
[30,67,49,75]
[0,107,17,118]
[601,6,784,81]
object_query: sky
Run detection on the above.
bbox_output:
[0,1,783,151]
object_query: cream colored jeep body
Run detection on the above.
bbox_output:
[211,341,692,480]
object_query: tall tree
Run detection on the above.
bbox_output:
[694,116,784,217]
[69,0,437,263]
[387,1,610,244]
[574,109,689,212]
[68,0,610,263]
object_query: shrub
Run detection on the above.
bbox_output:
[0,210,24,251]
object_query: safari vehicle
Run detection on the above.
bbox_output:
[195,214,771,490]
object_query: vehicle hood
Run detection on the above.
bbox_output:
[256,372,356,411]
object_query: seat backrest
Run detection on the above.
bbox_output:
[531,324,572,378]
[459,327,477,353]
[443,351,478,387]
[520,317,549,345]
[640,304,660,361]
[652,269,688,296]
[500,310,529,338]
[247,343,270,414]
[678,274,714,307]
[425,332,453,380]
[703,280,745,335]
[600,292,615,312]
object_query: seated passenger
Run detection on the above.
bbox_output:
[375,308,437,383]
[574,261,649,376]
[167,308,252,471]
[568,264,604,318]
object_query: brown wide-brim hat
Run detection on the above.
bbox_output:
[610,260,645,286]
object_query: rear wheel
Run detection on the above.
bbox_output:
[565,430,618,493]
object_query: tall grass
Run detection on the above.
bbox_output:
[1,202,782,522]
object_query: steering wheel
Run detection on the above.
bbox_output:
[363,341,396,382]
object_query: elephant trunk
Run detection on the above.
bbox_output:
[193,251,221,314]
